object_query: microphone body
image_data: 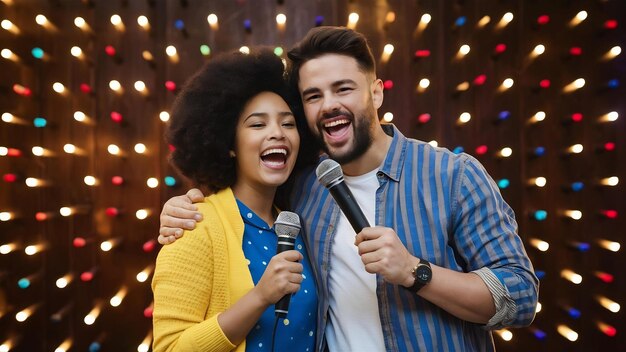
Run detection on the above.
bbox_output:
[274,211,301,317]
[316,159,371,234]
[326,180,370,233]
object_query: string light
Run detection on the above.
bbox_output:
[565,143,583,154]
[416,78,430,93]
[15,305,38,322]
[557,324,578,342]
[137,15,150,31]
[381,44,394,63]
[597,239,620,252]
[495,12,514,30]
[0,211,13,222]
[52,82,67,95]
[456,44,470,60]
[100,238,121,252]
[136,209,151,220]
[498,78,514,92]
[239,46,250,54]
[159,111,170,122]
[136,265,154,283]
[207,14,218,29]
[55,274,73,289]
[109,286,128,307]
[347,12,359,29]
[527,177,547,187]
[2,112,27,124]
[70,46,84,59]
[134,80,148,95]
[54,339,72,352]
[74,16,92,32]
[597,322,617,337]
[477,16,490,28]
[563,210,583,220]
[25,177,49,187]
[107,144,121,156]
[528,238,549,252]
[457,112,471,125]
[0,242,17,254]
[1,48,19,62]
[109,80,123,94]
[1,19,20,34]
[563,78,585,93]
[110,14,125,32]
[495,329,513,341]
[165,45,179,63]
[599,176,619,186]
[496,147,512,158]
[568,11,587,27]
[84,303,102,325]
[530,44,545,59]
[415,13,431,34]
[382,112,393,123]
[601,45,621,61]
[137,331,153,352]
[596,296,620,313]
[598,111,619,123]
[561,269,582,284]
[276,13,286,29]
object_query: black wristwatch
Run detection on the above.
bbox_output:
[405,258,432,293]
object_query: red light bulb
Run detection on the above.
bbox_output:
[604,142,616,151]
[80,271,94,282]
[105,45,117,57]
[165,81,177,91]
[414,50,430,58]
[569,47,582,56]
[111,176,124,185]
[473,74,487,86]
[604,20,618,30]
[73,237,87,248]
[595,271,614,283]
[537,15,550,25]
[143,305,154,318]
[7,148,22,157]
[475,145,488,155]
[571,113,583,122]
[494,44,507,55]
[35,212,49,221]
[168,144,176,152]
[110,111,123,123]
[383,80,393,90]
[105,207,120,217]
[3,173,18,182]
[417,113,431,124]
[539,79,551,89]
[602,210,618,219]
[142,240,156,253]
[80,83,92,94]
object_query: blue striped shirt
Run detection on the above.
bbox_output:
[291,125,538,351]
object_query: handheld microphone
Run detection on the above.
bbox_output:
[315,159,370,233]
[274,211,301,317]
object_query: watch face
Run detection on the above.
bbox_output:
[416,266,431,282]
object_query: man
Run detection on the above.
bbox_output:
[158,26,538,351]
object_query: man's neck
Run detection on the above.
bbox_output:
[341,124,393,176]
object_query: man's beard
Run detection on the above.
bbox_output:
[315,107,374,165]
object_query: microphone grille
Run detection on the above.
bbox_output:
[275,211,301,239]
[315,159,343,187]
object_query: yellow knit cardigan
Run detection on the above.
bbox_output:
[152,187,253,352]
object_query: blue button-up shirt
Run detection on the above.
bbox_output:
[290,125,538,351]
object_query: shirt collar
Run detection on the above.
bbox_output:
[377,124,406,182]
[236,198,273,231]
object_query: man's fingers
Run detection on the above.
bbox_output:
[158,234,175,245]
[162,204,201,224]
[187,188,205,202]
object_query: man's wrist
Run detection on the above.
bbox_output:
[402,256,421,287]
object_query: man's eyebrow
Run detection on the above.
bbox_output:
[301,79,357,97]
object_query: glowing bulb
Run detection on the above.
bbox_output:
[381,44,394,63]
[110,287,127,307]
[531,111,545,123]
[107,144,120,155]
[32,146,44,156]
[25,178,43,187]
[1,48,15,60]
[568,144,583,154]
[428,140,438,148]
[54,339,72,352]
[53,82,66,94]
[134,143,147,154]
[496,12,513,29]
[564,78,585,92]
[59,207,72,217]
[109,80,122,92]
[136,209,150,219]
[100,239,118,252]
[25,245,41,255]
[417,78,430,93]
[496,329,513,341]
[1,19,19,34]
[597,296,620,313]
[574,78,585,88]
[84,305,101,325]
[498,147,512,158]
[557,325,578,342]
[134,80,147,93]
[15,311,29,322]
[598,239,620,252]
[56,274,72,288]
[137,15,149,29]
[561,269,582,284]
[146,177,159,188]
[0,243,16,254]
[239,46,250,54]
[609,46,621,57]
[533,44,545,56]
[459,44,470,56]
[536,302,542,313]
[529,238,549,252]
[36,14,49,26]
[530,177,547,187]
[0,212,13,221]
[207,14,218,28]
[477,16,490,28]
[159,111,170,122]
[73,111,86,122]
[70,46,83,58]
[600,176,619,186]
[136,265,154,282]
[458,112,471,124]
[500,78,514,90]
[564,210,582,220]
[603,111,618,122]
[276,13,286,26]
[347,13,359,29]
[63,144,76,154]
[569,11,587,27]
[383,112,393,122]
[165,45,177,57]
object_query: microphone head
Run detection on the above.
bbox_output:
[274,211,301,239]
[316,159,343,188]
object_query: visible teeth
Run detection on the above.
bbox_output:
[324,119,350,128]
[261,148,287,156]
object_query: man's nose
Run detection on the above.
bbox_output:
[320,95,341,115]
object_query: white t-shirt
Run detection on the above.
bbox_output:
[325,168,385,351]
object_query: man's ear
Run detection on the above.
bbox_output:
[371,78,384,109]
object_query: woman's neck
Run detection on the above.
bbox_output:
[231,183,277,226]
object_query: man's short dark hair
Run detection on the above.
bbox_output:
[286,26,376,89]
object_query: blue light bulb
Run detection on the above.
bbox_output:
[534,210,547,221]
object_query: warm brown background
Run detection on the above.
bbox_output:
[0,0,624,351]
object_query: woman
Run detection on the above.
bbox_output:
[152,49,319,352]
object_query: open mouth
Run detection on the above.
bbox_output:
[323,118,351,139]
[260,148,288,167]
